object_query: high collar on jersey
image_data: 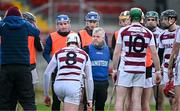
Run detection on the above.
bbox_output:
[131,22,142,26]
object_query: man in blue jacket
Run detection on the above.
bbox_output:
[0,7,39,110]
[83,27,112,111]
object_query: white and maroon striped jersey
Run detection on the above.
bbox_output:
[152,27,164,47]
[44,45,93,96]
[117,23,155,74]
[176,27,180,61]
[54,45,91,81]
[54,46,91,81]
[158,27,179,73]
[151,27,164,73]
[176,28,180,43]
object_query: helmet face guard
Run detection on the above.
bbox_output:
[85,11,100,29]
[160,9,177,29]
[119,11,130,26]
[86,20,99,30]
[56,15,71,32]
[145,11,159,30]
[119,11,130,20]
[160,16,171,29]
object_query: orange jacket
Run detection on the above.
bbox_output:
[146,47,153,67]
[28,36,36,64]
[79,29,92,47]
[50,31,74,55]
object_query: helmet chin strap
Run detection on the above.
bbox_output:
[167,21,176,30]
[165,18,176,30]
[163,21,175,30]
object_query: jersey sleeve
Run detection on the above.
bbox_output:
[116,28,123,45]
[43,55,57,96]
[158,33,164,48]
[84,55,94,102]
[176,29,180,43]
[149,32,155,46]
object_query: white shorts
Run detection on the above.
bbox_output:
[161,72,169,85]
[174,61,180,86]
[117,70,145,87]
[144,78,153,88]
[54,81,82,105]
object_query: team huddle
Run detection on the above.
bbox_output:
[0,6,180,111]
[112,8,179,111]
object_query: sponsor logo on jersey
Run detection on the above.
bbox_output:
[91,60,108,66]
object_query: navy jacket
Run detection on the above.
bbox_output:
[0,16,40,65]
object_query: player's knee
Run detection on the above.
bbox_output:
[141,104,149,111]
[176,98,180,104]
[157,95,164,104]
[132,96,141,103]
